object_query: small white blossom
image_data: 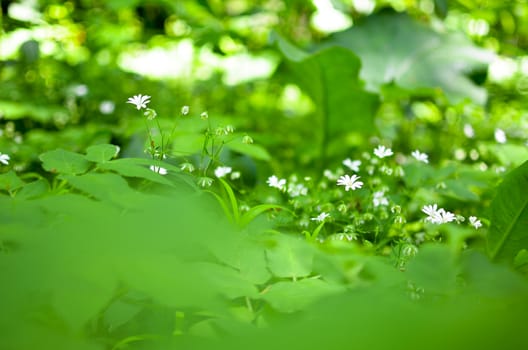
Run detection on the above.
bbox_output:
[287,183,308,197]
[214,166,232,178]
[439,210,456,224]
[198,176,214,188]
[180,162,195,172]
[469,216,482,229]
[149,165,167,175]
[127,94,151,110]
[72,84,88,97]
[200,111,208,120]
[99,100,115,114]
[242,135,254,144]
[463,123,475,138]
[181,105,190,115]
[343,158,361,172]
[0,153,10,165]
[337,174,363,191]
[311,212,330,222]
[422,204,456,224]
[373,191,389,207]
[267,175,286,190]
[494,128,507,143]
[373,145,393,158]
[411,150,429,164]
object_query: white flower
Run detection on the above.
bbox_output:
[438,209,456,224]
[337,174,363,191]
[214,166,232,178]
[343,158,361,172]
[181,105,190,115]
[180,162,195,172]
[72,84,88,97]
[149,165,167,175]
[463,123,475,138]
[225,125,235,134]
[411,150,429,164]
[373,191,389,207]
[422,204,456,224]
[200,111,208,120]
[99,100,115,114]
[373,145,393,158]
[198,176,213,188]
[127,94,151,110]
[469,216,482,229]
[267,175,286,190]
[311,212,330,222]
[494,128,507,143]
[0,153,10,165]
[287,183,308,197]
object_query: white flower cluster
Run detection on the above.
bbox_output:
[422,204,482,229]
[266,175,308,197]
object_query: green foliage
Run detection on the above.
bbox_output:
[1,1,528,349]
[487,160,528,264]
[327,12,495,104]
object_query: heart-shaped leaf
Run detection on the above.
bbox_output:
[39,149,92,175]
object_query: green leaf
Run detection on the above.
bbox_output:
[97,158,176,186]
[0,171,25,192]
[194,262,259,299]
[276,39,379,138]
[266,235,314,279]
[103,300,143,331]
[487,160,528,263]
[39,149,92,175]
[61,173,139,205]
[259,279,344,313]
[227,141,271,161]
[406,245,458,295]
[326,12,495,104]
[85,144,120,163]
[16,178,50,199]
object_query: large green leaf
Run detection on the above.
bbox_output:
[39,149,92,175]
[259,279,345,313]
[487,160,528,263]
[326,12,495,104]
[274,34,379,139]
[266,235,314,279]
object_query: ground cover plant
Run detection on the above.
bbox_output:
[1,1,528,349]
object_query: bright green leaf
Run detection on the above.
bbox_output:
[266,235,314,279]
[259,279,345,313]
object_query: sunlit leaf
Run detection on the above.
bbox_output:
[326,12,495,104]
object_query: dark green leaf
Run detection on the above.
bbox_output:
[275,35,379,138]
